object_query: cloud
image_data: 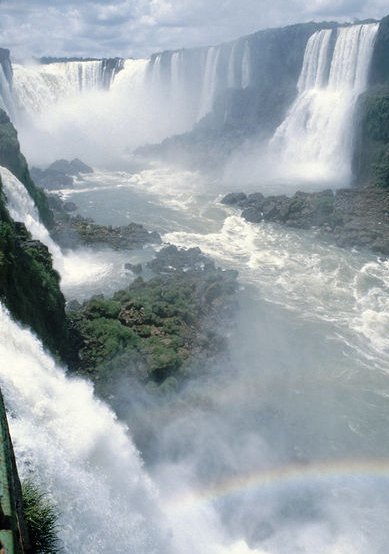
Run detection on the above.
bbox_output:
[0,0,387,60]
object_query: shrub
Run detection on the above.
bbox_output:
[22,480,61,554]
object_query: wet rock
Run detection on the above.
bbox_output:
[49,195,161,250]
[31,158,93,190]
[124,263,143,274]
[48,158,93,175]
[221,192,248,206]
[63,201,77,212]
[30,167,74,190]
[67,299,82,312]
[230,184,389,256]
[147,245,215,274]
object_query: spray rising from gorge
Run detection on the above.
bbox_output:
[0,15,388,554]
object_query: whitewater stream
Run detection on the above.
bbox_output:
[2,160,389,553]
[0,19,388,554]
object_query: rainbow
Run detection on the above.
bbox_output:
[167,457,389,511]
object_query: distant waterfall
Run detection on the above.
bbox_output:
[0,303,171,553]
[0,66,15,116]
[241,41,251,89]
[271,23,379,183]
[197,47,221,121]
[12,59,122,113]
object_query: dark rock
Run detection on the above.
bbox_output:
[31,157,93,191]
[48,158,93,175]
[124,263,143,275]
[67,299,82,312]
[50,195,161,251]
[62,201,77,212]
[0,109,54,228]
[147,245,215,274]
[221,192,248,206]
[68,158,93,174]
[234,184,389,256]
[68,245,238,392]
[245,192,265,206]
[30,167,74,190]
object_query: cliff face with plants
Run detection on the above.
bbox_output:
[353,15,389,187]
[0,109,68,359]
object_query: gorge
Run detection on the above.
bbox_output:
[0,13,388,554]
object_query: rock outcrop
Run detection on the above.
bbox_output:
[222,186,389,255]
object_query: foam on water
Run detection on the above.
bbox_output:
[164,213,389,366]
[0,303,172,553]
[270,23,379,185]
[0,166,135,298]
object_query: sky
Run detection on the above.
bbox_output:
[0,0,388,61]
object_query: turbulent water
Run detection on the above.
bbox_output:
[1,18,389,554]
[3,162,389,553]
[268,23,379,185]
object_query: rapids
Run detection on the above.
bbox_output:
[0,18,388,554]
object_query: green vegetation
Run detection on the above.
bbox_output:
[373,150,389,188]
[0,111,68,358]
[68,248,238,390]
[0,109,53,228]
[0,183,69,359]
[22,480,60,554]
[354,87,389,187]
[370,15,389,86]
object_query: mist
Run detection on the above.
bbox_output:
[0,12,388,554]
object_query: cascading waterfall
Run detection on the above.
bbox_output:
[227,43,238,88]
[0,65,15,116]
[9,36,256,148]
[0,166,63,263]
[2,21,380,175]
[12,59,120,113]
[270,23,379,183]
[197,46,221,121]
[0,166,134,299]
[0,303,172,553]
[241,41,251,89]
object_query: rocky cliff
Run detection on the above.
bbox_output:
[0,109,68,359]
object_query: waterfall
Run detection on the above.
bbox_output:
[150,54,162,89]
[0,166,63,264]
[0,303,171,553]
[12,60,119,113]
[270,23,379,184]
[227,43,237,88]
[197,46,221,121]
[241,41,251,89]
[297,29,332,90]
[0,166,137,299]
[0,66,15,116]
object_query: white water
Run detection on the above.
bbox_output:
[271,23,379,184]
[0,303,172,553]
[0,65,15,116]
[4,159,389,553]
[241,41,251,89]
[197,46,221,121]
[0,166,138,299]
[13,60,108,113]
[6,34,259,166]
[2,19,389,553]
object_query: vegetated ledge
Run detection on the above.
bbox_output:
[0,109,53,228]
[67,245,238,399]
[222,186,389,256]
[0,183,69,360]
[47,194,162,250]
